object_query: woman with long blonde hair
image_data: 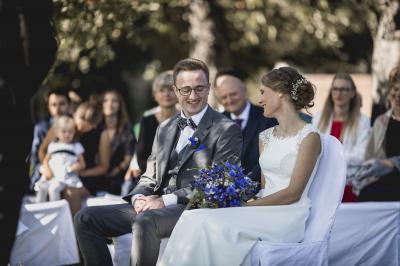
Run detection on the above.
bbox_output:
[312,73,371,202]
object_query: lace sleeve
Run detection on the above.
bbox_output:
[259,127,273,149]
[296,124,319,149]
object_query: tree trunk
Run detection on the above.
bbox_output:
[188,0,219,109]
[371,0,400,118]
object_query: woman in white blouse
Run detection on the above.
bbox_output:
[312,72,371,202]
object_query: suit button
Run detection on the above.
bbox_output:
[0,213,4,220]
[0,185,3,192]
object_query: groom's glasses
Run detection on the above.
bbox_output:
[175,84,209,96]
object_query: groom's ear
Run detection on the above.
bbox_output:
[173,85,179,97]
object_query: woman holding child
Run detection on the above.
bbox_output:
[38,101,107,213]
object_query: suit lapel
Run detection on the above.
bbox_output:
[242,104,258,156]
[178,107,213,169]
[157,114,179,179]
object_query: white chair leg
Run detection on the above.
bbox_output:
[112,233,132,266]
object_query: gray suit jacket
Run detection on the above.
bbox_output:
[123,106,243,204]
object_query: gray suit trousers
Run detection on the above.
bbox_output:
[74,203,186,266]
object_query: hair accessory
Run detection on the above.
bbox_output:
[291,76,307,101]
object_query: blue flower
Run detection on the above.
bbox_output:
[230,199,241,207]
[226,185,236,196]
[188,137,206,152]
[189,160,258,209]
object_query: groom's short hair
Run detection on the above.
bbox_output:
[173,58,209,85]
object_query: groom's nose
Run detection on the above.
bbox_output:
[188,90,199,100]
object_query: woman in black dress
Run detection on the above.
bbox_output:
[93,89,136,195]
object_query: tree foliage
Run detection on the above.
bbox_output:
[48,0,379,118]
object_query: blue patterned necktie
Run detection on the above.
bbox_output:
[177,116,197,130]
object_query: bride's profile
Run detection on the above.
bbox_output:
[159,67,322,266]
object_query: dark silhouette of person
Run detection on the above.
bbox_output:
[0,0,57,263]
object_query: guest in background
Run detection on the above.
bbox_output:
[66,101,104,211]
[355,79,400,201]
[35,116,86,209]
[122,70,178,195]
[30,87,70,189]
[68,88,83,115]
[74,101,111,195]
[213,70,277,187]
[312,73,371,202]
[99,89,136,195]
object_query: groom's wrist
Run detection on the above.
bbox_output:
[131,194,144,206]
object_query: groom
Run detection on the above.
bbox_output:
[74,58,242,266]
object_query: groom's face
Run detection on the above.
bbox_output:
[174,70,210,117]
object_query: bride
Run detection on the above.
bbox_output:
[159,67,322,266]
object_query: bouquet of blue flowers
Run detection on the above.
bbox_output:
[187,161,258,209]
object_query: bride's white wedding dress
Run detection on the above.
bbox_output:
[159,124,321,266]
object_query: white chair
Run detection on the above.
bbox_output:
[250,134,346,266]
[329,202,400,266]
[10,199,80,266]
[111,234,170,266]
[85,193,126,207]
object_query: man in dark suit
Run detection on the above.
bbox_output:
[74,58,242,266]
[214,72,277,186]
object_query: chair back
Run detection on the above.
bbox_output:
[303,134,346,242]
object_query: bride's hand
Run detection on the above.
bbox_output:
[244,198,257,206]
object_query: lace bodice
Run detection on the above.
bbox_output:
[258,124,320,201]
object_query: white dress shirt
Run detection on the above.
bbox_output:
[230,101,251,130]
[175,105,208,153]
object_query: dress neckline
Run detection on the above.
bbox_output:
[271,123,309,141]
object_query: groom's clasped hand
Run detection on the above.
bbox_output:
[134,195,165,214]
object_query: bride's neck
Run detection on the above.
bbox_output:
[275,105,304,135]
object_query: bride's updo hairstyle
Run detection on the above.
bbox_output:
[261,67,315,110]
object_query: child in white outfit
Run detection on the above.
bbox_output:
[35,116,86,202]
